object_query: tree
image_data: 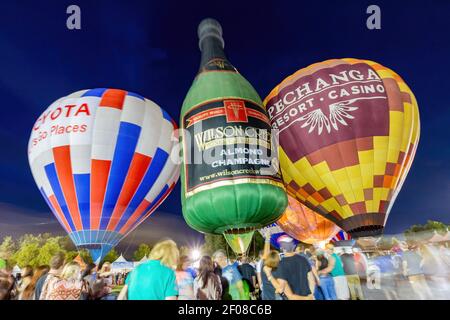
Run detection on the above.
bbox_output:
[404,220,449,242]
[0,236,17,261]
[65,250,79,262]
[202,231,265,259]
[202,234,228,256]
[60,236,76,251]
[410,220,448,234]
[247,232,265,259]
[11,235,68,267]
[12,241,40,267]
[78,249,93,264]
[12,234,44,267]
[18,234,43,247]
[35,237,65,266]
[102,248,119,263]
[133,244,152,261]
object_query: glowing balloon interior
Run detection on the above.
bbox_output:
[277,195,339,244]
[28,89,179,263]
[223,230,255,254]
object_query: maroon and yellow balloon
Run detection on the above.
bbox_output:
[264,59,420,237]
[277,195,339,244]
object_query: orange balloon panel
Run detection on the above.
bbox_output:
[277,195,339,244]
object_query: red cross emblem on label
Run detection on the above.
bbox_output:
[224,100,248,123]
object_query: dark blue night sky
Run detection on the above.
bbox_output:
[0,0,449,240]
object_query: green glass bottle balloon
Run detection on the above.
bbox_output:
[180,18,287,240]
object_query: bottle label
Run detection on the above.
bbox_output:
[201,58,237,73]
[182,98,284,197]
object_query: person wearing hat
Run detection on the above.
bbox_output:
[263,235,315,300]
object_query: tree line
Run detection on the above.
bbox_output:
[0,233,151,268]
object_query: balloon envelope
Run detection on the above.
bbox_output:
[277,195,339,244]
[28,89,179,263]
[264,59,420,237]
[180,27,287,236]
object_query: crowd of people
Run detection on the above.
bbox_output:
[0,237,449,300]
[0,253,116,300]
[113,237,450,300]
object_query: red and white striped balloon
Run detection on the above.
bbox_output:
[28,88,179,262]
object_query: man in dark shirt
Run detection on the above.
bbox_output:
[340,248,364,300]
[265,237,315,299]
[237,255,257,294]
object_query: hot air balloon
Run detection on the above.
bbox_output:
[332,229,352,242]
[277,195,339,244]
[180,19,287,246]
[331,229,355,247]
[28,88,179,263]
[258,223,299,249]
[264,59,420,237]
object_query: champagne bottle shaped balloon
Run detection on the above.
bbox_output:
[180,18,287,250]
